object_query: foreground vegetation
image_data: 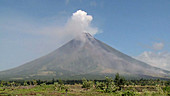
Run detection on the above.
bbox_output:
[0,73,169,96]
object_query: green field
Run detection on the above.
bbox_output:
[0,84,170,96]
[0,74,170,96]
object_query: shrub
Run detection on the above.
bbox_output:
[155,85,165,95]
[142,89,152,96]
[95,81,105,90]
[82,78,94,89]
[122,90,136,96]
[165,80,170,86]
[114,73,126,90]
[105,77,118,93]
[54,82,68,91]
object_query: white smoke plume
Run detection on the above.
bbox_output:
[69,10,98,35]
[40,10,98,43]
[62,10,98,37]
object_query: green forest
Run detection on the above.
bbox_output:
[0,73,170,96]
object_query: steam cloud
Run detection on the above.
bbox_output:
[40,10,98,43]
[64,10,98,36]
[71,10,97,35]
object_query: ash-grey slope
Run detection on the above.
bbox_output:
[0,33,169,80]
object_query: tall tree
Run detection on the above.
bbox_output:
[114,73,125,90]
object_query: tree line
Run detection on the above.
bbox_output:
[0,73,169,87]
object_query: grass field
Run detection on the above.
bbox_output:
[0,74,169,96]
[0,84,169,96]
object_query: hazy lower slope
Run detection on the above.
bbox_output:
[0,33,169,80]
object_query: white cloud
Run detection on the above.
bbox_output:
[152,42,164,50]
[136,51,170,71]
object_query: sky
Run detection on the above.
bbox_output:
[0,0,170,71]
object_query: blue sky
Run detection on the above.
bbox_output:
[0,0,170,71]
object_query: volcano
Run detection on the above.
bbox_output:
[0,33,169,80]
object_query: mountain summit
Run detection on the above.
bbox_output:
[0,33,169,80]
